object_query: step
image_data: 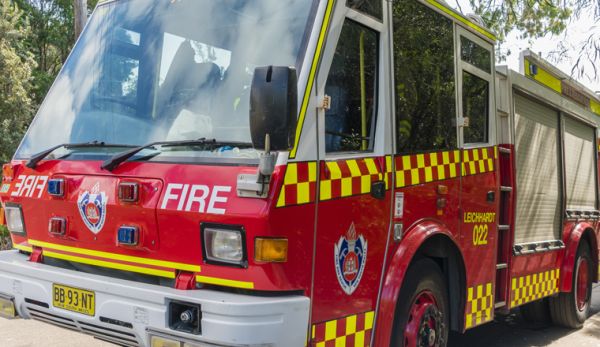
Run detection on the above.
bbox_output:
[494,301,507,309]
[496,263,508,270]
[498,225,510,231]
[500,186,513,192]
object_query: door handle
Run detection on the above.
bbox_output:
[487,191,495,203]
[371,181,386,200]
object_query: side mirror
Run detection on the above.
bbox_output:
[250,66,298,151]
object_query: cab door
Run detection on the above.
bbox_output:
[456,27,500,328]
[310,4,393,344]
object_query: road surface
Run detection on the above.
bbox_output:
[0,285,599,346]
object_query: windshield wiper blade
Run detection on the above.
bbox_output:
[26,141,136,169]
[102,138,251,172]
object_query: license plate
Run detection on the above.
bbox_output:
[52,284,95,316]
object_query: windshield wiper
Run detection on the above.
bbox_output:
[26,141,137,169]
[101,139,252,171]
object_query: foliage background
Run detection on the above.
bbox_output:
[0,0,97,163]
[0,0,597,164]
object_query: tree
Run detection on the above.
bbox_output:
[73,0,86,38]
[13,0,97,104]
[0,0,36,163]
[458,0,600,81]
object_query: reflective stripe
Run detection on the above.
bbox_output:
[311,311,374,346]
[425,0,496,41]
[28,239,201,272]
[290,0,336,159]
[464,282,493,329]
[196,275,254,289]
[524,58,562,93]
[43,250,176,278]
[510,269,560,307]
[13,244,33,253]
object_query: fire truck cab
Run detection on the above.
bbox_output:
[0,0,599,346]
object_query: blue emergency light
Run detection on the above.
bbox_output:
[117,226,139,246]
[47,178,65,197]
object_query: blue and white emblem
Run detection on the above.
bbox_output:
[77,182,108,235]
[334,223,368,295]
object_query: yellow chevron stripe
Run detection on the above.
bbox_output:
[196,275,254,289]
[13,244,33,253]
[28,239,200,272]
[43,250,175,278]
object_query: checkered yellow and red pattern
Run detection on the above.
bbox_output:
[276,162,318,207]
[320,157,391,201]
[277,147,497,207]
[464,282,494,329]
[510,269,560,307]
[311,311,374,347]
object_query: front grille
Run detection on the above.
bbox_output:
[25,305,141,346]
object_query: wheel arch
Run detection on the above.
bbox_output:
[374,220,466,347]
[560,222,599,292]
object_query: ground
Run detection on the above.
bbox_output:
[0,285,599,346]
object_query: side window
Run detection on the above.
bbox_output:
[325,19,379,153]
[462,71,489,143]
[347,0,383,20]
[393,0,456,154]
[459,35,493,144]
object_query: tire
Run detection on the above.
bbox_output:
[549,242,592,328]
[391,258,449,347]
[520,298,551,325]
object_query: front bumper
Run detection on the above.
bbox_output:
[0,250,310,346]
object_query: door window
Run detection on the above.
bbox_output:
[458,34,493,145]
[324,19,379,153]
[462,71,490,143]
[392,0,457,154]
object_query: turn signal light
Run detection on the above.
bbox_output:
[2,164,14,183]
[48,217,66,236]
[255,238,288,263]
[118,182,139,203]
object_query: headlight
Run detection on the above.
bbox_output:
[202,224,246,267]
[4,204,25,236]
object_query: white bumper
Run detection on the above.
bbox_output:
[0,250,310,347]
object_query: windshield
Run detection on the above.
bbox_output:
[15,0,316,161]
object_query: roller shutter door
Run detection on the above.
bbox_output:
[563,116,597,211]
[514,93,561,244]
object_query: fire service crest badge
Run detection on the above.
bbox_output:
[334,223,368,295]
[77,182,108,234]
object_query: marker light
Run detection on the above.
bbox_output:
[150,336,180,347]
[255,238,288,262]
[117,226,139,246]
[0,294,16,319]
[4,204,25,235]
[47,178,65,197]
[48,217,66,236]
[118,182,139,203]
[2,164,14,183]
[202,225,246,267]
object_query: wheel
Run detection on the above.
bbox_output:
[549,242,592,328]
[520,298,551,325]
[391,258,449,347]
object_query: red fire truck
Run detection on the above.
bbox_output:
[0,0,599,346]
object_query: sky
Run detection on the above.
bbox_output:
[451,0,600,93]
